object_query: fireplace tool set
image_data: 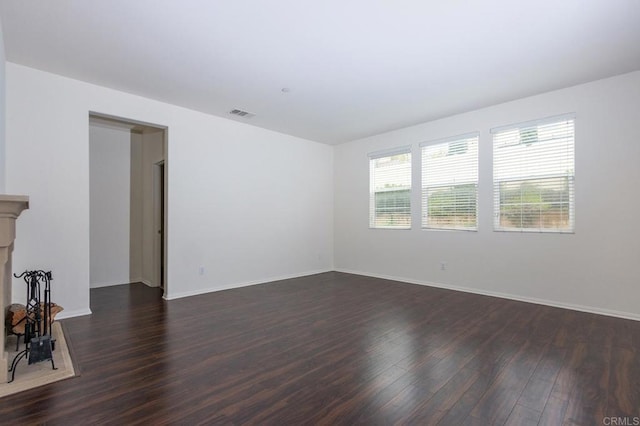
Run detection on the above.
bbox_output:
[8,270,57,383]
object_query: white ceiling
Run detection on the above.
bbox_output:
[1,1,639,144]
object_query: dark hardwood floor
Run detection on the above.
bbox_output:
[1,272,639,425]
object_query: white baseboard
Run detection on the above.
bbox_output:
[140,279,158,288]
[56,308,92,320]
[335,268,640,322]
[89,280,130,288]
[163,269,332,301]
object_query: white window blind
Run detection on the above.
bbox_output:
[492,114,575,232]
[369,147,411,229]
[421,134,478,230]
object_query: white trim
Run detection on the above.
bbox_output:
[89,280,131,288]
[141,279,158,288]
[334,269,640,322]
[490,112,576,134]
[56,308,92,320]
[368,226,412,230]
[368,145,411,159]
[163,269,332,301]
[89,279,158,288]
[419,131,479,148]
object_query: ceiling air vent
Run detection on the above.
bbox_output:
[229,108,255,118]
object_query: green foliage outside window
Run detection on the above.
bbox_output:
[426,184,476,228]
[374,188,410,227]
[499,177,570,229]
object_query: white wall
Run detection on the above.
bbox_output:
[14,59,637,321]
[334,71,640,319]
[6,63,334,317]
[130,132,143,282]
[89,123,131,288]
[0,18,6,193]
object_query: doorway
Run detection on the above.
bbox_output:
[154,161,165,291]
[88,113,168,296]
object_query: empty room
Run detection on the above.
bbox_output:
[0,1,639,425]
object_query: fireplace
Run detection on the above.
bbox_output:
[0,195,29,382]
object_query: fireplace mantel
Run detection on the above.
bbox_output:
[0,194,29,382]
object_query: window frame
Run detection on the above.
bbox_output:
[368,146,412,230]
[420,132,479,232]
[491,114,576,233]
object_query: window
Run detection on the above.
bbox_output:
[421,133,478,230]
[492,114,575,232]
[369,147,411,229]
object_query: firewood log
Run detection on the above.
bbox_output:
[5,303,63,336]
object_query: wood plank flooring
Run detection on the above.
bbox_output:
[0,272,638,425]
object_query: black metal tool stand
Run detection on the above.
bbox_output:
[8,270,57,383]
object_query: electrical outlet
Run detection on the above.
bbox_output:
[440,261,447,271]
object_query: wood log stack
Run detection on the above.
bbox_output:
[5,303,64,337]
